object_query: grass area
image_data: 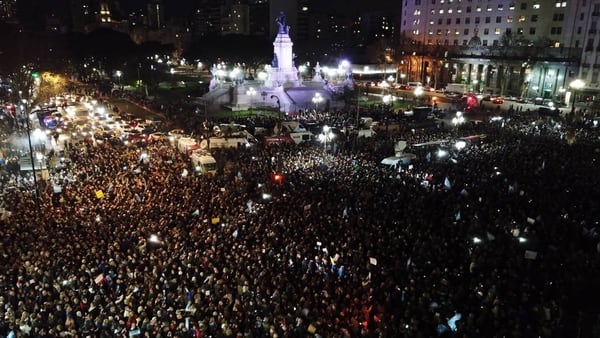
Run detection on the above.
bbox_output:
[210,109,280,119]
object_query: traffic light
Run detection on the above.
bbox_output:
[273,174,283,183]
[31,72,40,79]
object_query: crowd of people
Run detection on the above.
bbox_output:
[0,98,600,338]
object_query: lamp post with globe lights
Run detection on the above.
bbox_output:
[318,125,335,152]
[312,92,323,112]
[569,79,585,114]
[116,70,122,89]
[414,85,424,104]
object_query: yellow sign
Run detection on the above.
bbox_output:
[95,190,104,199]
[211,217,220,224]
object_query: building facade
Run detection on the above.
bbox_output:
[399,0,598,101]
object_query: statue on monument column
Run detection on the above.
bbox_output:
[276,11,289,34]
[313,62,323,82]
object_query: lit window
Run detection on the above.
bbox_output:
[487,5,492,12]
[509,3,515,10]
[476,6,482,12]
[555,2,561,7]
[533,3,540,9]
[439,9,444,14]
[507,16,513,23]
[498,4,503,11]
[457,7,462,13]
[518,15,525,22]
[448,9,453,13]
[562,2,567,7]
[495,28,501,34]
[429,20,435,25]
[455,29,460,35]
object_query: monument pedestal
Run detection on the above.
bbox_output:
[266,32,299,88]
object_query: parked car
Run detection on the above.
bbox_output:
[492,97,505,104]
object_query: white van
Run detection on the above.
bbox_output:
[289,131,314,144]
[177,137,199,153]
[203,137,251,149]
[190,151,217,175]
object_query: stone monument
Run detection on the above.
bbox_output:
[265,12,300,88]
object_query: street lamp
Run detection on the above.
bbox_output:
[451,111,465,138]
[318,125,335,152]
[116,70,122,88]
[414,86,424,104]
[246,87,256,115]
[312,92,323,111]
[569,79,585,114]
[382,94,395,110]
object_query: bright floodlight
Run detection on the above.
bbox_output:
[473,237,482,244]
[149,234,160,243]
[518,237,527,243]
[436,149,448,158]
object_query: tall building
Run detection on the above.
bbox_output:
[400,0,584,99]
[222,4,250,35]
[70,0,93,32]
[0,0,17,21]
[146,0,164,29]
[192,0,223,37]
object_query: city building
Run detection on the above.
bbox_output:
[146,0,164,29]
[0,0,17,21]
[399,0,592,102]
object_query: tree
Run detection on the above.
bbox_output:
[36,72,67,104]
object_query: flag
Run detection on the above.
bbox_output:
[444,177,452,190]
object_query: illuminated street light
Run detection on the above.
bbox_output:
[115,70,122,88]
[414,86,424,103]
[312,92,323,111]
[569,79,585,114]
[318,125,335,152]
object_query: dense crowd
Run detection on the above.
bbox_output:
[0,105,600,337]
